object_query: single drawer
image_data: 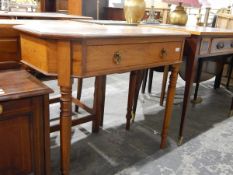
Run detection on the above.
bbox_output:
[85,41,182,75]
[0,98,31,118]
[210,38,233,54]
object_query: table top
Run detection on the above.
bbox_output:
[0,19,54,27]
[0,69,52,101]
[0,11,92,19]
[142,24,233,36]
[14,20,190,40]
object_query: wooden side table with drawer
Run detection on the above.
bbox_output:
[0,69,53,175]
[14,20,189,175]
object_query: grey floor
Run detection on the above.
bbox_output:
[44,72,233,175]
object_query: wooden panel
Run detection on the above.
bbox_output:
[0,115,33,175]
[57,0,68,11]
[84,41,182,76]
[0,99,31,117]
[21,35,83,76]
[0,39,19,62]
[199,38,211,55]
[68,0,82,15]
[20,34,57,75]
[104,7,125,20]
[0,27,19,38]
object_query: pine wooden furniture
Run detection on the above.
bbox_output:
[14,20,189,175]
[145,24,233,144]
[0,69,52,175]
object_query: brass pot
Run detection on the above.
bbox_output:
[124,0,146,24]
[170,2,188,26]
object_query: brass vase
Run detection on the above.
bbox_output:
[169,2,188,26]
[124,0,146,24]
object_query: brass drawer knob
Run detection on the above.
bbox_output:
[0,105,3,114]
[113,51,121,64]
[160,48,167,58]
[216,42,224,49]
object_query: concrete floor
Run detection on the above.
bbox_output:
[45,72,233,175]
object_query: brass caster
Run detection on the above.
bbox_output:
[191,96,203,104]
[131,111,135,123]
[177,136,183,146]
[228,110,233,118]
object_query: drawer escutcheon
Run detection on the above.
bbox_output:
[0,105,3,114]
[160,48,167,58]
[113,51,122,65]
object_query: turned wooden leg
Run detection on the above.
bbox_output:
[192,59,203,104]
[148,69,154,93]
[60,86,72,175]
[92,75,106,132]
[75,78,83,113]
[160,65,169,106]
[160,64,180,149]
[141,69,148,94]
[57,41,73,175]
[126,70,144,130]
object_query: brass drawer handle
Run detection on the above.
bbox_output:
[160,48,167,58]
[113,51,121,64]
[0,105,3,114]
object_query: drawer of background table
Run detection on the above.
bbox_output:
[0,38,19,62]
[210,38,233,54]
[84,41,182,75]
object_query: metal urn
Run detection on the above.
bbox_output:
[124,0,146,24]
[169,2,188,25]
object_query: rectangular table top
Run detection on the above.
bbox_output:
[141,24,233,36]
[0,11,92,20]
[14,20,190,40]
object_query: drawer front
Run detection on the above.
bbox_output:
[85,42,182,75]
[210,38,233,54]
[0,98,31,117]
[0,38,19,62]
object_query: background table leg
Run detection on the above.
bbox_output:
[92,75,106,132]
